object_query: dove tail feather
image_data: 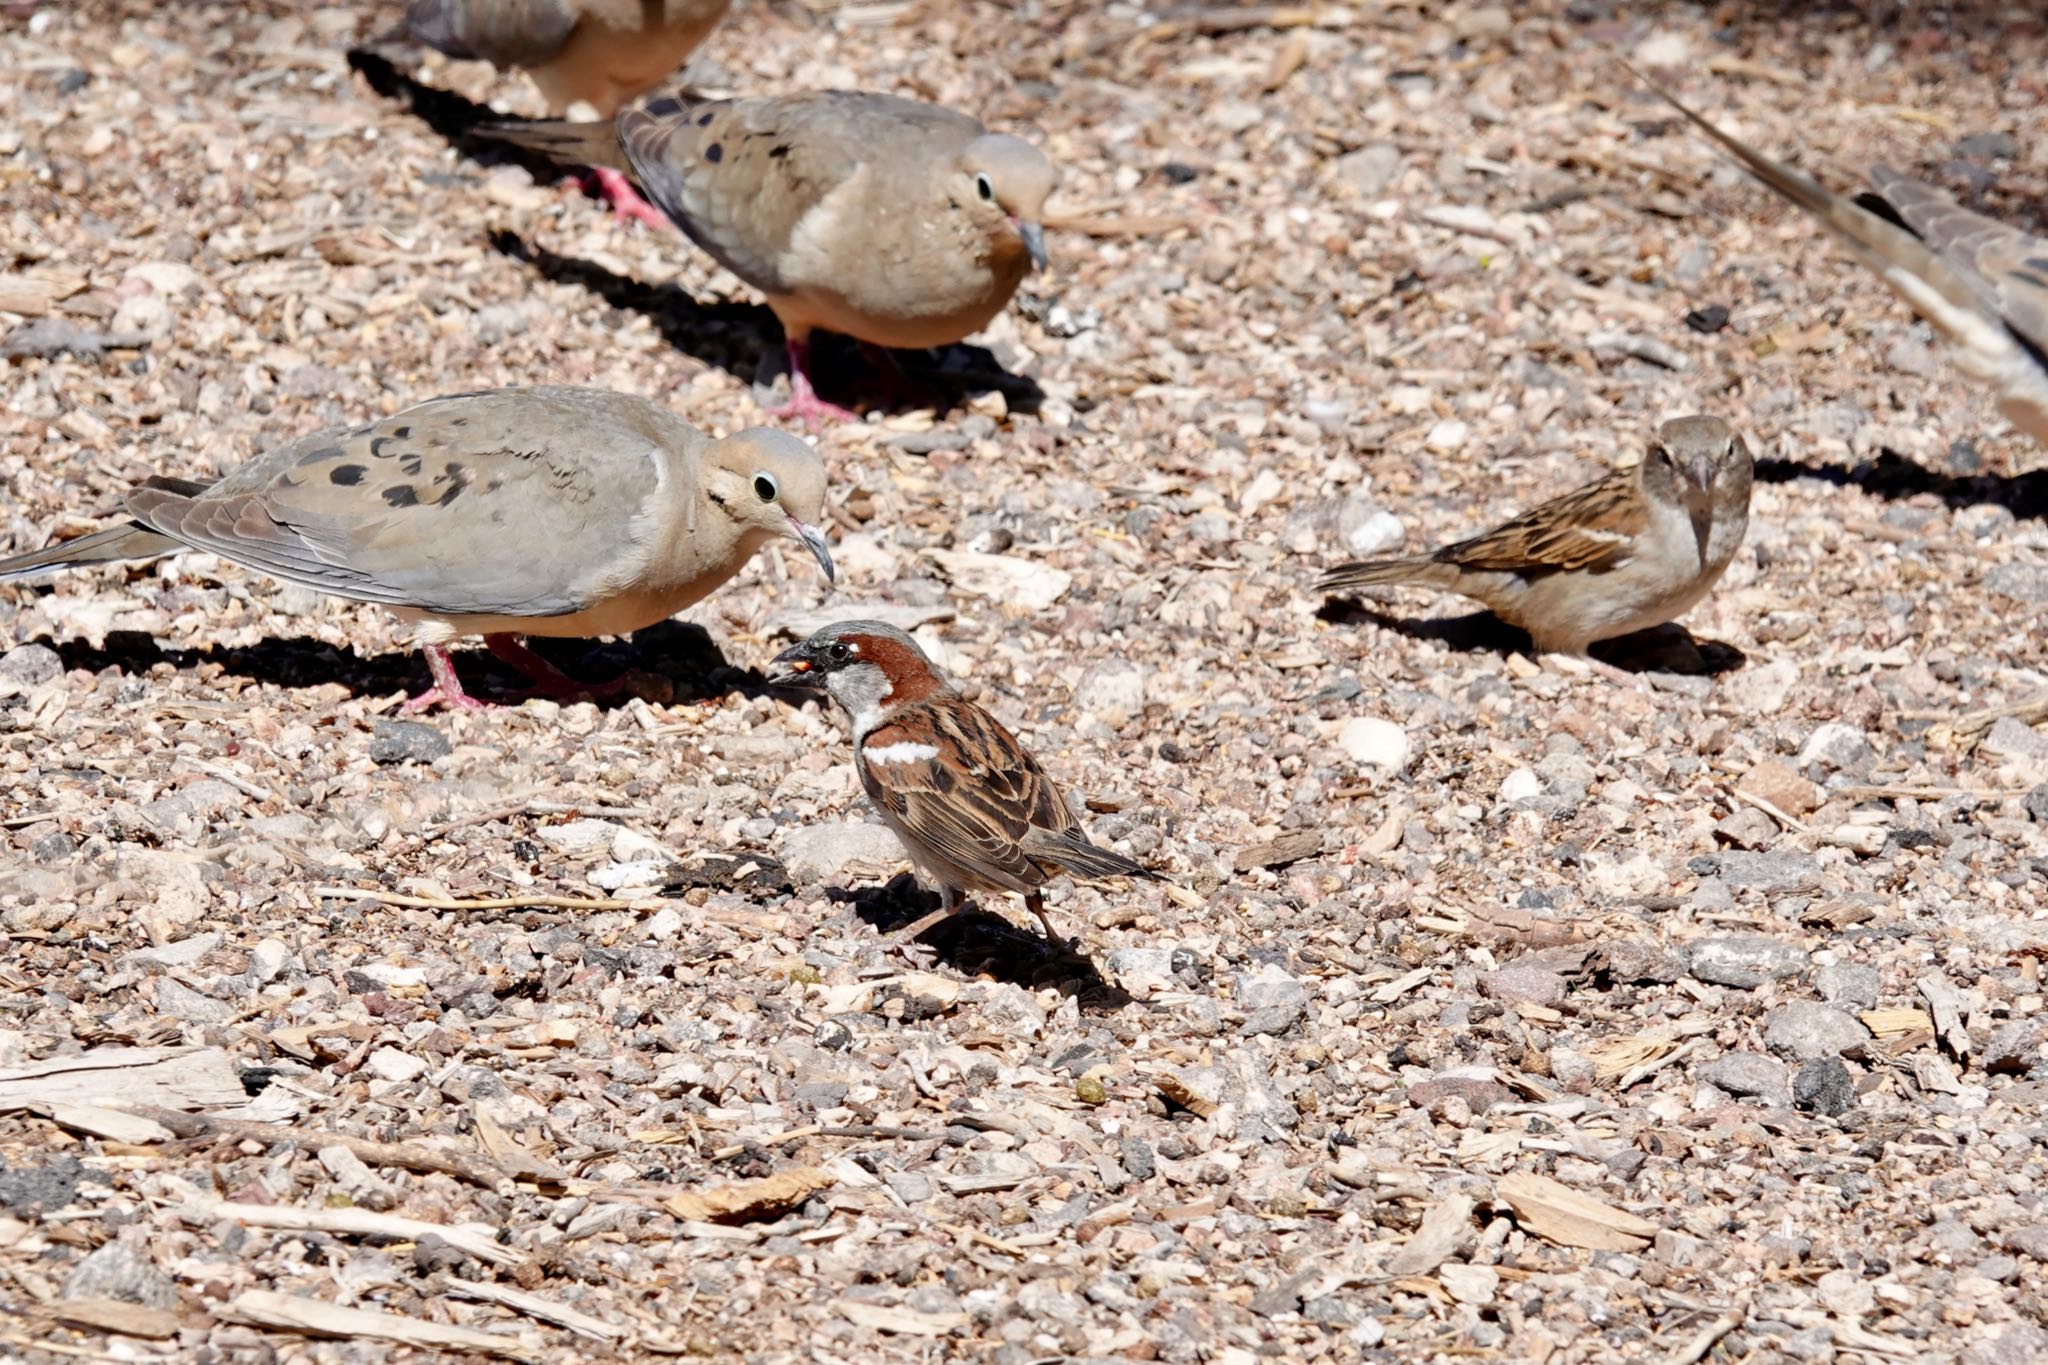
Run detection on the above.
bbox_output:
[478,117,629,172]
[0,525,181,583]
[1316,556,1444,595]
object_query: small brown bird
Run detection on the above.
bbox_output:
[1317,417,1753,656]
[485,92,1057,424]
[0,387,834,711]
[401,0,732,226]
[767,621,1158,946]
[1626,60,2048,452]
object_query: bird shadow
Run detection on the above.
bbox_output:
[829,874,1132,1011]
[345,47,572,192]
[28,620,771,709]
[1756,451,2048,523]
[1315,599,1746,676]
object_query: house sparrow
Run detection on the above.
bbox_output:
[1316,416,1753,655]
[768,621,1158,946]
[0,386,834,711]
[1625,60,2048,452]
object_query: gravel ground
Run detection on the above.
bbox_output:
[4,1,2048,1361]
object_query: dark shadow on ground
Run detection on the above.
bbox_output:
[1757,452,2048,523]
[830,874,1132,1011]
[1315,601,1746,676]
[32,620,769,709]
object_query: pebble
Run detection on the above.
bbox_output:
[248,938,292,983]
[1479,965,1564,1008]
[1330,142,1403,198]
[1714,851,1823,897]
[1337,717,1410,771]
[1438,1263,1498,1306]
[1983,563,2048,603]
[365,1047,430,1082]
[369,717,451,765]
[1686,935,1808,989]
[1981,1019,2041,1075]
[1498,767,1543,803]
[1699,1052,1789,1104]
[1814,963,1880,1010]
[1797,722,1872,772]
[1764,1003,1872,1061]
[536,819,621,854]
[1736,758,1820,816]
[1424,418,1470,453]
[0,642,61,687]
[1073,660,1148,728]
[63,1242,177,1308]
[779,822,905,884]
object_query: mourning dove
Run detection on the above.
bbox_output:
[1318,417,1754,657]
[487,92,1057,423]
[0,386,835,712]
[402,0,731,226]
[1628,62,2048,452]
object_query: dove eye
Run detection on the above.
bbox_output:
[753,473,779,502]
[975,173,995,202]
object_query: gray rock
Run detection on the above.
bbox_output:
[1330,142,1403,198]
[64,1241,177,1308]
[1716,851,1823,897]
[1072,660,1147,727]
[369,717,451,765]
[1687,935,1808,989]
[1106,947,1175,979]
[2026,784,2048,823]
[0,643,61,687]
[1798,722,1872,771]
[1982,1018,2041,1075]
[1480,966,1565,1008]
[1962,1323,2048,1365]
[1984,563,2048,604]
[1793,1056,1856,1116]
[1957,130,2019,160]
[1765,1002,1871,1061]
[1815,962,1880,1010]
[779,821,905,884]
[1599,939,1681,983]
[1699,1052,1789,1104]
[1982,717,2048,765]
[1236,964,1309,1037]
[2003,1224,2048,1261]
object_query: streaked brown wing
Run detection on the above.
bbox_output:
[1436,467,1643,575]
[859,703,1072,893]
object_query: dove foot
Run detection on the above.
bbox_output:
[578,167,669,230]
[404,645,500,713]
[765,336,863,427]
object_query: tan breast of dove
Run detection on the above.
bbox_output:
[1625,59,2048,454]
[487,92,1058,423]
[0,386,834,713]
[403,0,731,226]
[1317,417,1754,657]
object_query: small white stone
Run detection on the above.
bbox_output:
[610,827,669,862]
[1633,30,1691,67]
[365,1047,428,1083]
[1825,825,1888,855]
[1439,1262,1499,1306]
[1499,768,1542,803]
[780,822,906,884]
[248,938,292,983]
[643,907,685,941]
[1074,660,1148,728]
[1338,717,1410,771]
[589,859,671,891]
[536,818,621,854]
[1424,418,1470,453]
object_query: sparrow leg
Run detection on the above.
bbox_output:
[764,334,862,428]
[402,644,497,713]
[482,634,629,701]
[894,886,961,943]
[574,167,669,231]
[1024,890,1071,954]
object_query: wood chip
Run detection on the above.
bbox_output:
[834,1300,967,1337]
[1232,828,1321,871]
[48,1298,183,1340]
[0,1047,246,1113]
[219,1289,540,1362]
[1496,1172,1656,1252]
[1154,1074,1219,1118]
[661,1167,836,1224]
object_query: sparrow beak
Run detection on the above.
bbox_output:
[1681,462,1717,568]
[787,515,836,584]
[1013,217,1048,272]
[766,642,821,688]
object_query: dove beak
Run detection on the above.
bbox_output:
[788,515,836,584]
[766,641,821,688]
[1014,218,1048,272]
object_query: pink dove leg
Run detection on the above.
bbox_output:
[576,167,669,230]
[764,334,862,428]
[402,644,496,714]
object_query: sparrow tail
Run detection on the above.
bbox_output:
[477,118,629,172]
[1315,556,1446,595]
[0,525,181,583]
[1023,828,1161,883]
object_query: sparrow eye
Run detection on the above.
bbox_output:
[975,172,995,202]
[753,473,779,502]
[826,641,851,662]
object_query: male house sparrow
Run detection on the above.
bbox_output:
[1626,61,2048,453]
[768,621,1158,945]
[1316,416,1753,655]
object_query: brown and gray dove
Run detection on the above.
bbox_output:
[1628,63,2048,453]
[402,0,731,225]
[487,92,1058,423]
[0,386,834,711]
[1318,417,1754,657]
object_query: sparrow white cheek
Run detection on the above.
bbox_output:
[864,741,940,764]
